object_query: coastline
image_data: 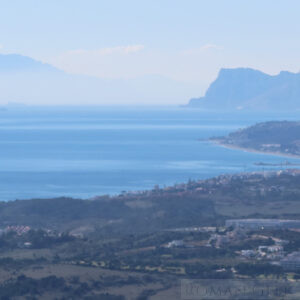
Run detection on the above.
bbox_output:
[210,139,300,160]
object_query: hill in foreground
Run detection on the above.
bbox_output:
[2,168,300,235]
[0,170,300,298]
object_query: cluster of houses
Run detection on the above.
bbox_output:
[0,225,31,236]
[166,240,185,248]
[208,227,247,248]
[224,218,300,270]
[106,168,300,200]
[240,241,287,261]
[161,216,300,272]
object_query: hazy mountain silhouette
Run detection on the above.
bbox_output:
[0,54,198,105]
[0,54,58,73]
[188,68,300,111]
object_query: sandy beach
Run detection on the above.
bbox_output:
[210,139,300,160]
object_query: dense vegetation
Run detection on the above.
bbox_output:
[212,121,300,156]
[0,171,300,298]
[0,193,215,236]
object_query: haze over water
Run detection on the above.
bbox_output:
[0,106,299,201]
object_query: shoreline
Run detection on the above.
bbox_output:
[210,139,300,160]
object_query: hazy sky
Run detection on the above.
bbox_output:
[0,0,299,104]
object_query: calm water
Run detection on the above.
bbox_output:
[0,106,299,200]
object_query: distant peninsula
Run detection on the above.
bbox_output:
[210,121,300,158]
[188,68,300,111]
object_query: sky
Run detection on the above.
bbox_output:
[0,0,300,105]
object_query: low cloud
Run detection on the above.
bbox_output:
[49,44,146,79]
[98,45,144,55]
[48,43,222,83]
[68,45,144,56]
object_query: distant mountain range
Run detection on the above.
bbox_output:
[0,54,198,105]
[3,55,300,108]
[0,54,58,73]
[188,68,300,111]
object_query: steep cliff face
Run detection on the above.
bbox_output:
[188,68,300,111]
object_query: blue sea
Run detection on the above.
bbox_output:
[0,106,299,201]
